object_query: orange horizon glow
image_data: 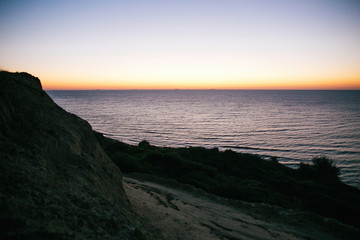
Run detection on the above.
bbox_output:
[40,71,360,90]
[42,77,360,90]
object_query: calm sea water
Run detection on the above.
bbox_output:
[47,90,360,188]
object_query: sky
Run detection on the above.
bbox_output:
[1,0,360,90]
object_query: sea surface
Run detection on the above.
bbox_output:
[47,90,360,188]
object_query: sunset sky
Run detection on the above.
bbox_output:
[1,0,360,90]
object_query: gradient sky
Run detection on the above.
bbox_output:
[1,0,360,89]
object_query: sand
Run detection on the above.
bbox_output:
[124,176,359,240]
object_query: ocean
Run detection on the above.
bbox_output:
[47,90,360,188]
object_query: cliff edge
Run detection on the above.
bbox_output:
[0,71,140,239]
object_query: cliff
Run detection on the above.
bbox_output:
[0,71,142,239]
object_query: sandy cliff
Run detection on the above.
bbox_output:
[0,72,142,239]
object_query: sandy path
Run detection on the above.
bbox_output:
[123,176,358,240]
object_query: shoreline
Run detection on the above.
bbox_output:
[47,89,360,190]
[102,134,360,189]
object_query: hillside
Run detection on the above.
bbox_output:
[0,71,147,239]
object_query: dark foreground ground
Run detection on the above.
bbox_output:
[123,174,360,240]
[96,133,360,229]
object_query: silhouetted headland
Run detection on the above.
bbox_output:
[0,71,145,239]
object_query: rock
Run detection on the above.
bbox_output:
[0,71,139,239]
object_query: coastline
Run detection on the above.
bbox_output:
[1,71,359,239]
[47,89,360,189]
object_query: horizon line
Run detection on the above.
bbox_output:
[44,88,360,91]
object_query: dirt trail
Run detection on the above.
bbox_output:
[124,176,359,240]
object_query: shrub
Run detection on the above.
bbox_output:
[112,152,144,173]
[298,162,314,179]
[138,140,150,148]
[312,156,340,182]
[145,151,191,177]
[297,156,340,183]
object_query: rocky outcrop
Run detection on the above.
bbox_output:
[0,72,140,239]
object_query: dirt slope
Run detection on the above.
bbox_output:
[124,175,360,240]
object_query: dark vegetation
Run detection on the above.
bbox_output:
[95,133,360,228]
